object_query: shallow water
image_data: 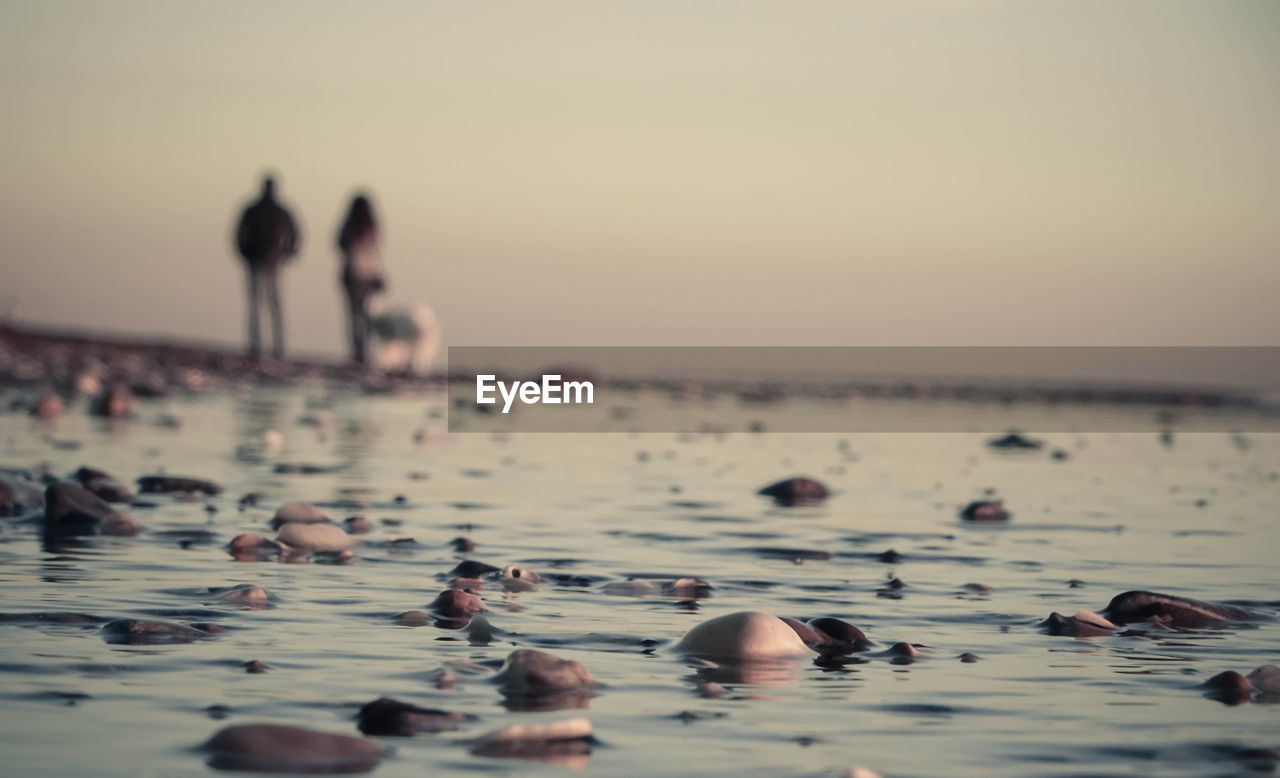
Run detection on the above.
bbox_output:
[1,388,1277,777]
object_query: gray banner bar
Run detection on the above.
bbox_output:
[446,347,1280,432]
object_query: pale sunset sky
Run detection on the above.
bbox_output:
[1,0,1277,356]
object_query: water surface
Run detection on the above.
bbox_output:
[1,389,1277,776]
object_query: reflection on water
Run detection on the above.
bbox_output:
[0,387,1277,776]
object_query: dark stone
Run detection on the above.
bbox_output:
[449,559,500,578]
[356,697,468,736]
[807,617,870,653]
[1102,590,1260,627]
[430,589,485,620]
[1200,671,1254,705]
[101,618,214,645]
[43,483,140,542]
[960,500,1010,522]
[987,432,1043,450]
[136,475,222,495]
[877,549,901,563]
[756,477,830,507]
[201,723,386,773]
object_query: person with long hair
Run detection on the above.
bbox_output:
[336,193,386,366]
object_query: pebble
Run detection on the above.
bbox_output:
[756,477,830,507]
[492,649,596,696]
[201,723,386,773]
[269,502,332,530]
[43,482,141,540]
[275,521,355,553]
[675,611,811,659]
[356,697,468,736]
[470,717,592,762]
[960,500,1010,521]
[136,475,222,495]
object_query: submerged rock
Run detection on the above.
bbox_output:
[356,697,469,736]
[210,584,272,607]
[136,475,222,496]
[756,477,830,507]
[492,649,596,697]
[201,723,387,773]
[43,483,141,541]
[431,589,485,621]
[675,611,811,659]
[960,500,1010,522]
[1201,671,1256,705]
[101,618,215,645]
[1102,590,1261,627]
[987,432,1043,450]
[470,717,592,764]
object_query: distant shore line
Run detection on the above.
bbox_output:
[1,323,1276,414]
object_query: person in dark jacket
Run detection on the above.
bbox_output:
[337,194,386,366]
[235,175,300,359]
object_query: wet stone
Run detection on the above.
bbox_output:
[356,697,469,736]
[449,559,500,578]
[756,477,830,507]
[275,521,354,553]
[43,483,141,540]
[1102,590,1260,627]
[960,500,1010,522]
[269,502,332,530]
[492,649,596,696]
[987,432,1043,450]
[136,475,222,496]
[201,723,387,774]
[101,619,215,645]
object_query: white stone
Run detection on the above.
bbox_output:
[675,611,811,659]
[276,521,354,552]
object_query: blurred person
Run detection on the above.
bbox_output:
[234,175,300,359]
[336,193,386,366]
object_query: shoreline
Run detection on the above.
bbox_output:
[2,323,1276,415]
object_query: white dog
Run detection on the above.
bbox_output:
[367,300,441,375]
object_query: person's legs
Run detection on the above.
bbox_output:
[346,290,366,366]
[246,267,261,358]
[266,271,284,360]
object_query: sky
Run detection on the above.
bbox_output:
[1,0,1278,358]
